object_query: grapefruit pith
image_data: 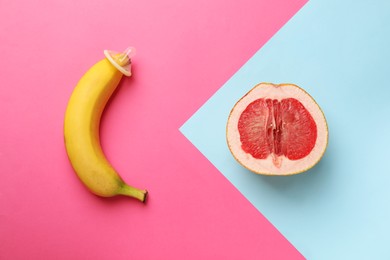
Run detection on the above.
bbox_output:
[226,83,328,175]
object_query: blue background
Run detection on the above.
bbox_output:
[181,0,390,259]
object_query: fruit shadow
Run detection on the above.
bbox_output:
[252,153,334,198]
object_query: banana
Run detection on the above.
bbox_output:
[64,47,148,202]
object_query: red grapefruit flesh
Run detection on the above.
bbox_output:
[227,83,328,175]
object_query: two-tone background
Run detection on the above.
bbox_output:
[1,0,389,259]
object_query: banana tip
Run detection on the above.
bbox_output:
[142,190,148,203]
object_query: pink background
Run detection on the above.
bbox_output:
[0,0,306,258]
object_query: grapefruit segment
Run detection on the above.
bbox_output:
[237,98,270,159]
[227,83,328,175]
[281,98,317,160]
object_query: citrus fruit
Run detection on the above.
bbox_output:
[226,83,328,175]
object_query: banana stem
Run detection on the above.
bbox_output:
[119,184,148,203]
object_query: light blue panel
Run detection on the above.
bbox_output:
[181,0,390,259]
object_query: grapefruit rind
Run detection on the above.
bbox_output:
[226,83,328,176]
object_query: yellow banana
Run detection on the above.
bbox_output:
[64,47,148,202]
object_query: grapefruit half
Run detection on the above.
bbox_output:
[226,83,328,175]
